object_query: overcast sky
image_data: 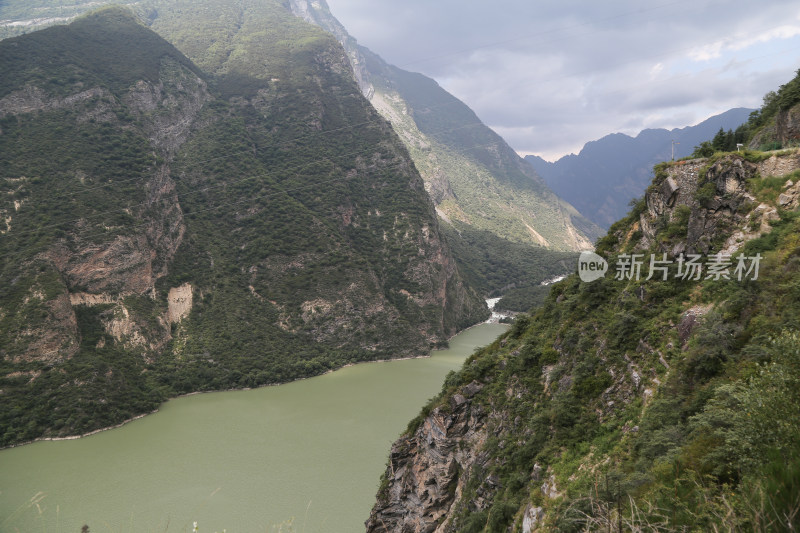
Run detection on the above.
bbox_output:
[324,0,800,161]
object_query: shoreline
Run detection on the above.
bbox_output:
[2,320,509,450]
[2,411,158,449]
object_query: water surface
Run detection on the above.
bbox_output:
[0,323,506,533]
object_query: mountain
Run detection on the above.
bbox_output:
[526,108,755,228]
[0,1,604,252]
[0,5,487,447]
[366,136,800,530]
[0,0,601,313]
[286,0,602,253]
[747,69,800,150]
[287,0,602,253]
[285,0,604,311]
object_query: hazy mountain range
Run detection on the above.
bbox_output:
[526,108,755,228]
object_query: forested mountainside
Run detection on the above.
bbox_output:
[367,143,800,529]
[744,70,800,151]
[0,0,600,313]
[288,0,602,251]
[526,108,754,229]
[0,6,487,447]
[286,0,600,310]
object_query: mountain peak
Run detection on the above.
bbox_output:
[0,5,201,100]
[525,108,755,228]
[284,0,603,251]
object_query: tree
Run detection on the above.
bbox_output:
[711,127,736,152]
[692,141,715,158]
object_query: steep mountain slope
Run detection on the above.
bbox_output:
[0,0,602,250]
[285,0,603,311]
[0,0,599,314]
[366,145,800,531]
[747,69,800,151]
[0,6,486,447]
[526,108,754,228]
[287,0,602,253]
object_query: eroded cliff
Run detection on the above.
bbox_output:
[367,149,800,532]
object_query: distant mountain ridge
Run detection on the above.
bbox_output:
[287,0,603,252]
[0,0,603,312]
[526,108,755,228]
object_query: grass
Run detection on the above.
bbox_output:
[383,150,800,531]
[749,170,800,204]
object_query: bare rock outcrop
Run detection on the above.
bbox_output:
[3,57,204,365]
[365,392,490,533]
[748,103,800,149]
[8,288,79,365]
[0,85,110,118]
[124,58,212,155]
[638,153,798,256]
[167,283,193,324]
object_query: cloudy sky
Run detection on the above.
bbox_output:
[325,0,800,161]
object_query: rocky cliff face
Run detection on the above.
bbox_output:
[636,152,800,256]
[367,150,800,531]
[749,101,800,149]
[0,14,208,366]
[366,382,490,532]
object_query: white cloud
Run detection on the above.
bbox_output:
[326,0,800,159]
[689,22,800,62]
[650,62,665,79]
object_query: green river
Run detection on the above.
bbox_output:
[0,323,507,533]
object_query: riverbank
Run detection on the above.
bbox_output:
[1,411,158,449]
[0,323,509,533]
[3,315,508,451]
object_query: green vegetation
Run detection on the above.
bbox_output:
[145,0,594,312]
[0,7,202,99]
[691,126,749,157]
[493,284,555,313]
[0,4,485,447]
[746,68,800,144]
[750,170,800,204]
[357,56,594,311]
[2,0,599,253]
[442,223,577,311]
[692,68,800,156]
[388,152,800,530]
[353,43,603,251]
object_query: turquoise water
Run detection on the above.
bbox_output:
[0,323,507,533]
